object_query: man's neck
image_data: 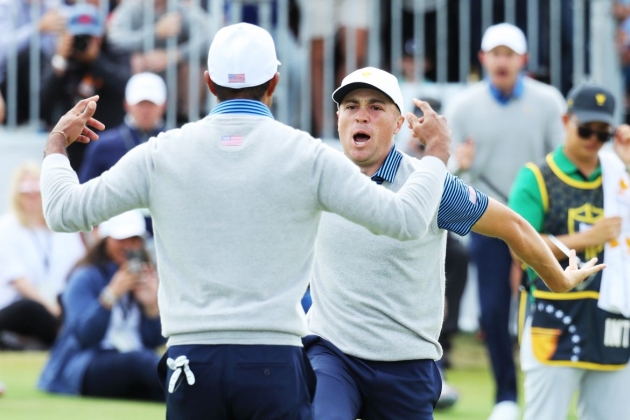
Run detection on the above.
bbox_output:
[125,115,162,133]
[564,146,600,178]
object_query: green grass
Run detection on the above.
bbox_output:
[0,352,164,419]
[0,335,577,419]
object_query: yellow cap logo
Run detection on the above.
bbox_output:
[567,98,574,107]
[596,93,606,106]
[361,71,372,77]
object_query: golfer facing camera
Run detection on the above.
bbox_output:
[40,23,456,418]
[305,67,607,420]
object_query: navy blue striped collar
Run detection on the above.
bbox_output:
[209,99,274,119]
[371,144,403,184]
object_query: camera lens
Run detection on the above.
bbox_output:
[73,35,91,53]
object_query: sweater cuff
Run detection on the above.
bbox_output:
[419,155,447,175]
[42,153,72,170]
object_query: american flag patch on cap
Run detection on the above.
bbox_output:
[228,74,245,83]
[222,135,243,146]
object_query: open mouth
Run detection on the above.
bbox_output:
[353,132,371,147]
[495,69,508,78]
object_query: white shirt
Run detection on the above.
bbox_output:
[0,213,85,309]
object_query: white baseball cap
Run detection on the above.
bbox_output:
[125,72,167,106]
[481,23,527,55]
[208,23,281,89]
[99,210,146,240]
[332,67,404,113]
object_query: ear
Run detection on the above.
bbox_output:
[204,71,217,96]
[393,113,405,135]
[562,113,570,127]
[477,51,485,67]
[520,53,529,68]
[123,100,131,113]
[265,72,281,97]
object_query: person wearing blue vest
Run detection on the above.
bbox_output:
[509,84,630,419]
[37,22,459,419]
[445,22,566,420]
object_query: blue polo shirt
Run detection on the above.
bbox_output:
[372,145,489,236]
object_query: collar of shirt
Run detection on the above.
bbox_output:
[488,74,525,106]
[209,99,275,119]
[371,144,403,184]
[554,144,602,181]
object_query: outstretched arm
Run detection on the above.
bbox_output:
[471,198,604,293]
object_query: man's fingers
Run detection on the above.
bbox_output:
[72,95,99,113]
[412,98,435,116]
[82,126,99,141]
[405,112,418,127]
[86,116,105,131]
[567,249,578,270]
[581,262,606,278]
[81,100,98,121]
[580,257,600,270]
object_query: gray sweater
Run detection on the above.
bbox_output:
[41,114,446,347]
[308,154,448,361]
[445,77,565,204]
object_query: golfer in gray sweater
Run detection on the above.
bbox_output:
[40,23,452,419]
[305,67,605,420]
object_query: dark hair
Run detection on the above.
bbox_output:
[213,80,271,102]
[75,237,151,270]
[77,238,110,269]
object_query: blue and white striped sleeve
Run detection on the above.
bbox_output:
[437,173,489,236]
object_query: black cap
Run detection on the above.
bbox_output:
[566,84,615,125]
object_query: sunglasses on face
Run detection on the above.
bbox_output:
[576,124,613,143]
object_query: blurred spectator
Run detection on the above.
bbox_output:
[444,23,565,420]
[615,0,630,116]
[108,0,210,123]
[38,211,164,401]
[79,72,166,183]
[0,162,85,349]
[40,3,131,171]
[297,0,370,137]
[0,0,66,125]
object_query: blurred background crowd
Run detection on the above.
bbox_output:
[1,0,629,418]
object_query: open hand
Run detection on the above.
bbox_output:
[563,249,605,290]
[50,95,105,146]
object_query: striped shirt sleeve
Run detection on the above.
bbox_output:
[437,173,489,236]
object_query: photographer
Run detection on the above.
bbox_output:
[38,210,165,402]
[40,3,131,171]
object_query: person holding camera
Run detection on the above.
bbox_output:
[40,3,131,171]
[38,210,165,402]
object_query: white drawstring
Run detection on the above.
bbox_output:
[166,355,196,393]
